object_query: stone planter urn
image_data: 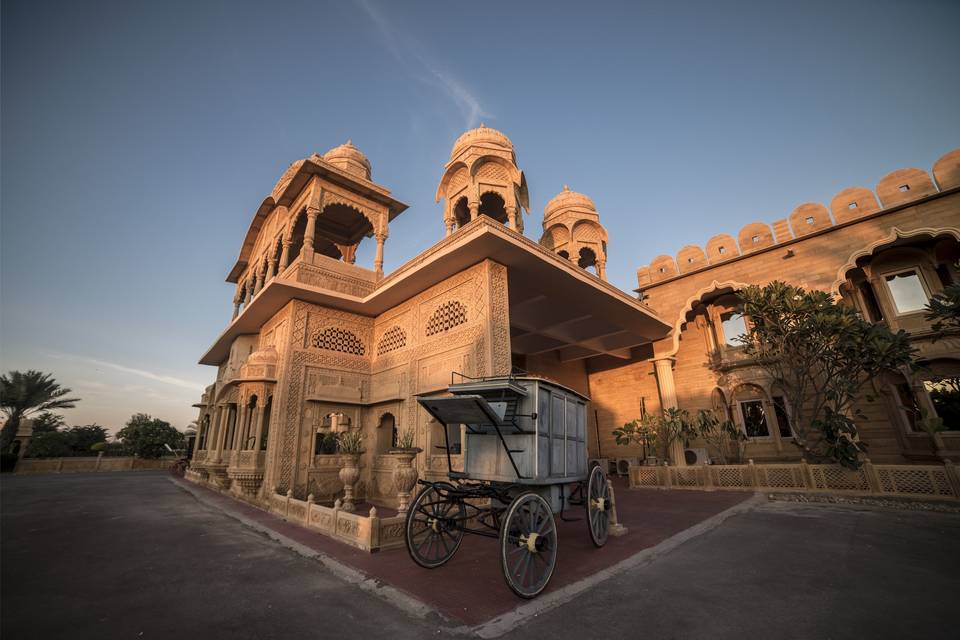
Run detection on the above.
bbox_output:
[389,448,422,514]
[338,453,362,513]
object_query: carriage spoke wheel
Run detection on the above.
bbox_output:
[405,485,465,568]
[500,492,557,598]
[586,465,611,547]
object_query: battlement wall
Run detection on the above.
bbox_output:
[637,148,960,287]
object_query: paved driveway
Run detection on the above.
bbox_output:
[3,472,958,639]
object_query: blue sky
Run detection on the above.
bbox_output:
[2,0,958,431]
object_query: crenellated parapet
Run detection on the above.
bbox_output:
[637,148,960,288]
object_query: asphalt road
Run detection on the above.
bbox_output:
[3,472,958,639]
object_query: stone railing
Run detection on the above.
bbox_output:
[268,490,406,552]
[629,460,960,501]
[15,455,176,475]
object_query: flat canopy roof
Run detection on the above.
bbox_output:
[200,218,671,365]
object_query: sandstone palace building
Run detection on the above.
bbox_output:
[189,126,960,508]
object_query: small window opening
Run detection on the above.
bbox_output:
[718,246,726,254]
[658,267,666,273]
[687,257,694,263]
[848,202,858,210]
[898,184,910,193]
[885,270,928,314]
[805,216,814,225]
[751,235,760,243]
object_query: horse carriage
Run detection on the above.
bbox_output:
[406,373,611,598]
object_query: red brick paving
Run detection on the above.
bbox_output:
[174,477,750,626]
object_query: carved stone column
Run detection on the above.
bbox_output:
[653,358,687,466]
[214,407,228,463]
[303,207,319,258]
[444,218,455,237]
[266,256,276,282]
[596,257,607,281]
[506,205,518,230]
[279,238,291,271]
[254,266,265,295]
[252,405,266,453]
[231,294,241,320]
[374,233,386,278]
[468,200,479,221]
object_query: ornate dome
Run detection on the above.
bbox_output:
[245,346,278,366]
[323,140,372,180]
[450,123,513,160]
[544,185,597,221]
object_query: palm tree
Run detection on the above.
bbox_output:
[0,371,80,452]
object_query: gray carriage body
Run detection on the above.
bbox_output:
[418,376,589,487]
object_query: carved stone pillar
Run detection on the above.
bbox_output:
[231,294,241,320]
[653,358,687,466]
[374,233,386,278]
[303,207,319,257]
[279,238,291,271]
[254,266,265,294]
[596,257,607,281]
[252,405,266,453]
[266,256,276,282]
[214,407,228,463]
[506,205,518,230]
[444,218,455,237]
[468,200,479,221]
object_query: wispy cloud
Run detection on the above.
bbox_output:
[354,0,488,127]
[48,353,205,392]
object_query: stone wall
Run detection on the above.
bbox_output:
[15,456,174,474]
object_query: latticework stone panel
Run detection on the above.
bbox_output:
[876,467,953,496]
[312,327,365,356]
[376,326,406,355]
[425,301,468,336]
[711,465,750,487]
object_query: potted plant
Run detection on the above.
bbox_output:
[612,415,659,466]
[336,430,364,512]
[388,428,422,514]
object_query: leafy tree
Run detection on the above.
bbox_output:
[31,412,66,434]
[612,414,658,458]
[736,281,917,468]
[693,410,746,465]
[1,371,80,452]
[116,413,184,459]
[925,282,960,335]
[24,424,108,458]
[67,424,109,453]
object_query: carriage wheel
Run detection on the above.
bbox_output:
[586,465,611,547]
[405,485,465,568]
[499,492,558,598]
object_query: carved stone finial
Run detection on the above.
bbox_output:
[479,122,486,128]
[346,139,352,145]
[334,498,342,509]
[369,506,378,518]
[563,184,570,191]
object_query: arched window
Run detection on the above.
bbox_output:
[453,197,470,229]
[378,412,397,452]
[732,384,770,438]
[243,395,258,450]
[578,247,598,273]
[260,396,272,451]
[478,192,507,225]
